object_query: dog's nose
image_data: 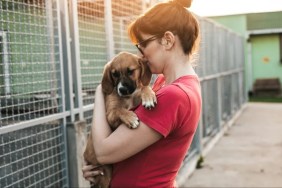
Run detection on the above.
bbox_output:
[117,82,135,96]
[119,86,129,96]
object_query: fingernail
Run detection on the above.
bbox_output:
[100,172,104,176]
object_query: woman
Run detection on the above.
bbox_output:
[82,0,202,187]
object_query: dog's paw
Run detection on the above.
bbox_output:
[120,111,140,129]
[130,119,139,129]
[141,87,157,110]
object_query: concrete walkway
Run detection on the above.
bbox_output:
[184,102,282,187]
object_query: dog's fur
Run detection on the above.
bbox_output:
[83,52,156,188]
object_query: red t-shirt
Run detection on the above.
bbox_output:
[111,74,202,188]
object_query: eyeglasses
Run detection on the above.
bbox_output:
[135,34,162,55]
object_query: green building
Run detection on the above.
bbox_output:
[209,11,282,94]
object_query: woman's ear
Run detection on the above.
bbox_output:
[101,62,114,95]
[138,58,152,86]
[162,31,175,49]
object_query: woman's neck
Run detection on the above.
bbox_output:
[163,54,196,85]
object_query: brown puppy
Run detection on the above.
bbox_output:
[83,52,157,188]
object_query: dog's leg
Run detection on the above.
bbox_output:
[105,94,139,129]
[140,86,157,110]
[107,108,139,129]
[84,131,112,188]
[84,130,99,165]
[119,109,140,129]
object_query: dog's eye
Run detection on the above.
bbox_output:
[127,68,134,76]
[112,71,120,78]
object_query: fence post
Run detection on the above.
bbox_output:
[67,121,90,187]
[217,76,222,128]
[68,0,84,120]
[0,31,11,96]
[56,0,71,186]
[59,0,75,121]
[104,0,115,60]
[46,0,59,109]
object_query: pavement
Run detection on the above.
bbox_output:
[184,102,282,187]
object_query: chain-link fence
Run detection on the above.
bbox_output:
[0,0,245,187]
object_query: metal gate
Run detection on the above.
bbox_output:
[0,0,68,187]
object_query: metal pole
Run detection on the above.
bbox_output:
[69,0,83,120]
[247,41,253,93]
[57,0,70,187]
[46,0,59,109]
[104,0,115,60]
[0,31,11,96]
[217,76,222,128]
[59,0,75,122]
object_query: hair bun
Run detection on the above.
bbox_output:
[173,0,192,8]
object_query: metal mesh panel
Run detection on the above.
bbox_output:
[222,31,229,72]
[0,121,67,188]
[0,0,62,126]
[112,0,143,54]
[187,126,199,157]
[211,24,219,75]
[230,33,236,70]
[217,26,225,73]
[202,79,219,138]
[221,75,232,121]
[231,73,240,112]
[83,109,93,133]
[238,37,246,104]
[217,28,225,73]
[239,71,245,104]
[195,18,206,77]
[226,32,234,71]
[236,35,245,70]
[77,1,107,105]
[204,21,213,76]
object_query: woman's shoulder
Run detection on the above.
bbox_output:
[157,83,188,102]
[152,74,165,92]
[153,74,200,98]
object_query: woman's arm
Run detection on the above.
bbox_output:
[92,85,162,164]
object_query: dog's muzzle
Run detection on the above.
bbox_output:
[117,82,136,97]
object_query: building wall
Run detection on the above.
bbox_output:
[250,34,282,82]
[209,14,247,37]
[247,11,282,30]
[209,12,282,91]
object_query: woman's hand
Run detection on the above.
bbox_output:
[82,161,104,185]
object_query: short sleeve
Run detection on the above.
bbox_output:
[134,85,185,137]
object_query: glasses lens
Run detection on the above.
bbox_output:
[135,34,162,55]
[140,36,157,48]
[139,40,149,48]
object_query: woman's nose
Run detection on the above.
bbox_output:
[137,50,144,57]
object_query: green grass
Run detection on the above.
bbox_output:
[249,96,282,103]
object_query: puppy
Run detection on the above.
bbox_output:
[83,52,157,188]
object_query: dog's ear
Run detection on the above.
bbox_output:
[101,62,114,95]
[138,58,152,86]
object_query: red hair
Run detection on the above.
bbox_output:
[128,0,200,55]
